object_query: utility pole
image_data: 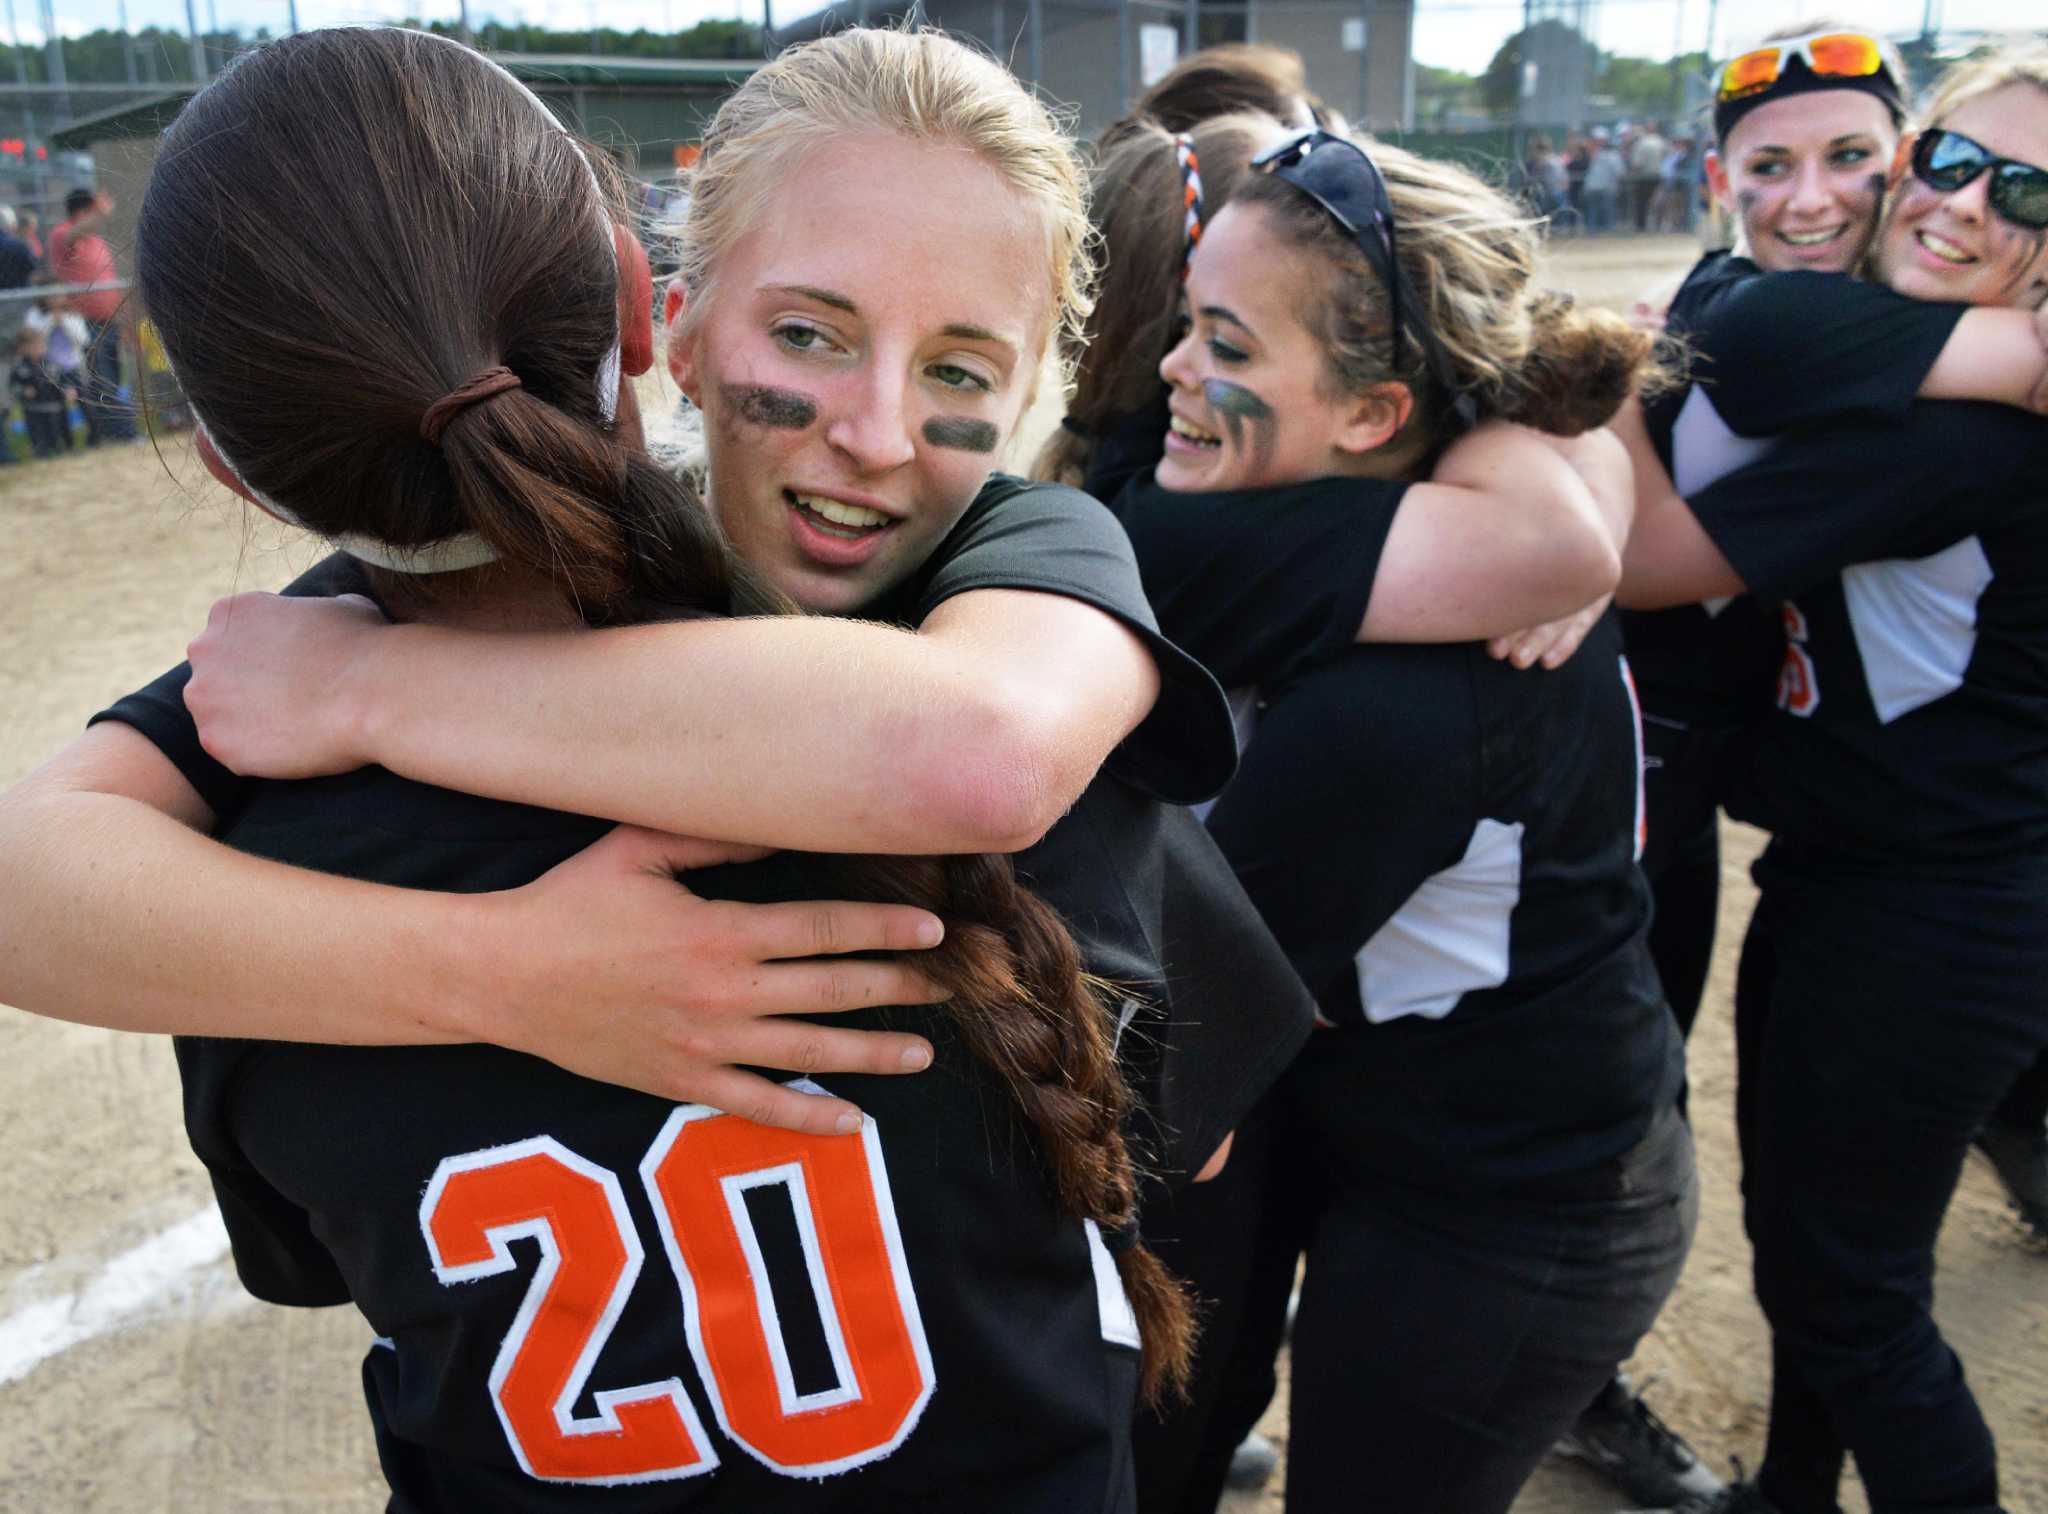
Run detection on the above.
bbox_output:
[36,0,65,127]
[116,0,137,82]
[184,0,206,81]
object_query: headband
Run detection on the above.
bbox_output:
[191,30,624,574]
[1174,134,1205,281]
[1714,52,1906,146]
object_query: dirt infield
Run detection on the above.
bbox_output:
[2,236,2043,1513]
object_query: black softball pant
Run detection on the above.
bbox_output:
[1640,711,1734,1043]
[1735,853,2048,1514]
[1134,1053,1696,1514]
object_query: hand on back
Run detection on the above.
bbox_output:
[185,592,384,778]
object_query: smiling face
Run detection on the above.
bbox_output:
[1873,84,2048,310]
[1155,202,1386,493]
[1708,89,1898,273]
[666,132,1049,613]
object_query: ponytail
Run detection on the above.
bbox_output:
[141,23,1193,1400]
[808,854,1196,1405]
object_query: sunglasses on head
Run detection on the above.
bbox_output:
[1715,29,1892,104]
[1250,129,1477,432]
[1911,128,2048,232]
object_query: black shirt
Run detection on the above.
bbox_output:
[1115,475,1682,1192]
[1619,252,1967,729]
[9,355,65,410]
[181,781,1143,1511]
[93,474,1320,1509]
[1687,402,2048,871]
[94,476,1314,1186]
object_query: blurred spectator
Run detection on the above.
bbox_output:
[25,288,88,391]
[10,326,74,458]
[47,188,134,445]
[18,209,41,264]
[1565,134,1591,219]
[1519,134,1563,217]
[1627,121,1667,229]
[1583,130,1624,233]
[1653,136,1699,232]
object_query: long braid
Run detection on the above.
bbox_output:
[803,853,1197,1406]
[141,22,1192,1407]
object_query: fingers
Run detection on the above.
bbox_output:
[738,957,951,1015]
[720,1018,935,1080]
[724,896,946,959]
[596,824,777,876]
[680,1067,874,1138]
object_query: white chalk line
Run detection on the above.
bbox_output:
[0,1205,244,1386]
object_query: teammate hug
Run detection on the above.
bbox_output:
[0,15,2045,1514]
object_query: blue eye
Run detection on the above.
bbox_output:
[1830,147,1873,167]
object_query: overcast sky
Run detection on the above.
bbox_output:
[47,0,2048,76]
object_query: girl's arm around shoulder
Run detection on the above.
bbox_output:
[1359,421,1624,644]
[0,724,948,1137]
[186,585,1158,858]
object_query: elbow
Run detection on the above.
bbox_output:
[1539,528,1623,620]
[911,686,1084,855]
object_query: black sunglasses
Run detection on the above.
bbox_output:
[1911,128,2048,231]
[1251,129,1479,432]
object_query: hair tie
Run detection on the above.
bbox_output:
[420,366,523,446]
[1174,134,1204,281]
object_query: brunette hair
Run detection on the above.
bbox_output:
[671,25,1095,396]
[1035,111,1279,487]
[1233,136,1657,449]
[1126,43,1314,136]
[137,25,1190,1404]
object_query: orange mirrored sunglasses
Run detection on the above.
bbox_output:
[1716,30,1888,103]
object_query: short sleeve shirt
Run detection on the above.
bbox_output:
[1620,253,1968,729]
[93,476,1313,1188]
[1115,474,1682,1191]
[1685,401,2048,870]
[176,775,1147,1511]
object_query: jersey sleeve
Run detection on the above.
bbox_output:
[1690,273,1966,439]
[1203,648,1481,1013]
[1139,809,1317,1185]
[88,554,370,822]
[908,477,1239,805]
[173,1038,351,1307]
[1111,475,1406,690]
[1686,403,2045,602]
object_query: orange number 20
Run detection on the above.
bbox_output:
[418,1085,932,1487]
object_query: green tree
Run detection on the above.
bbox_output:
[1480,20,1596,118]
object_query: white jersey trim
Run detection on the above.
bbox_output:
[1842,536,1993,724]
[1355,818,1523,1023]
[1084,1220,1141,1351]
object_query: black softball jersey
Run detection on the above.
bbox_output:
[1114,474,1683,1194]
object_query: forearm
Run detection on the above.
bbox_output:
[348,614,1067,854]
[1922,308,2048,413]
[1363,424,1621,642]
[0,784,479,1041]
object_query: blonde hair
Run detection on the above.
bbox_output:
[671,26,1094,393]
[1034,111,1279,487]
[1920,42,2048,129]
[1236,136,1657,448]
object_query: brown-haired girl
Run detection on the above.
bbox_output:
[1096,129,1697,1514]
[33,24,1262,1507]
[1,23,1313,1183]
